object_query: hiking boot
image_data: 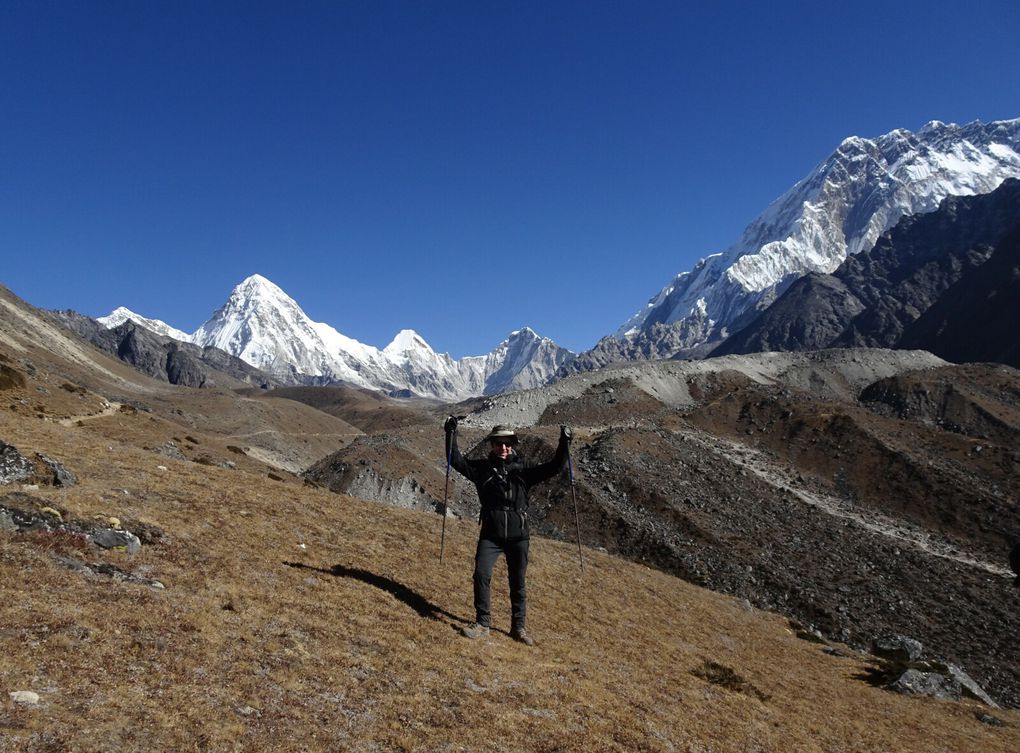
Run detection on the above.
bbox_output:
[462,622,490,639]
[510,626,535,646]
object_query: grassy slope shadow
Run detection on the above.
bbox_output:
[285,560,469,627]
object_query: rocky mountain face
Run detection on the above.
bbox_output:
[99,275,574,400]
[898,222,1020,368]
[54,310,276,389]
[556,322,717,379]
[713,178,1020,365]
[600,118,1020,365]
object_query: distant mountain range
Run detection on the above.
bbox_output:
[97,275,574,400]
[86,117,1020,397]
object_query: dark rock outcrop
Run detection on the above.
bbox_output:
[714,179,1020,366]
[713,273,867,355]
[52,311,276,389]
[1,493,142,555]
[899,222,1020,368]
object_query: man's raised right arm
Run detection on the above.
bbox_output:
[445,415,474,480]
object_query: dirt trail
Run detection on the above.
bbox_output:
[681,427,1011,577]
[59,401,123,427]
[225,429,362,440]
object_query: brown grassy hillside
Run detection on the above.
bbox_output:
[3,283,1019,751]
[2,372,1019,752]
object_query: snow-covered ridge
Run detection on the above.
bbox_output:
[98,307,195,343]
[617,117,1020,349]
[101,274,574,400]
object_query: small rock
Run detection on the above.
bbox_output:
[54,555,95,575]
[975,712,1007,727]
[796,627,826,644]
[154,442,186,460]
[822,646,852,658]
[108,517,121,529]
[9,690,40,705]
[90,529,142,555]
[40,507,63,521]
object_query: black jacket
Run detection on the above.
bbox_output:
[449,434,569,541]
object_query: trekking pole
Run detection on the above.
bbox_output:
[564,428,584,573]
[440,416,465,563]
[441,423,453,563]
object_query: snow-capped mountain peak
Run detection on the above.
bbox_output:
[383,329,434,357]
[100,276,574,399]
[616,117,1020,352]
[97,307,194,343]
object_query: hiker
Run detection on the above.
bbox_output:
[444,418,572,646]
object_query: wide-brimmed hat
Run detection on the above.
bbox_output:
[485,425,519,445]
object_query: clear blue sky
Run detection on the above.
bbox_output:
[3,1,1018,357]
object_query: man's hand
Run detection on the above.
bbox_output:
[560,425,572,443]
[444,415,459,433]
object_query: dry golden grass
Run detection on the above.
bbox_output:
[2,404,1019,753]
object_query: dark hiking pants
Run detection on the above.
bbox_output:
[473,536,529,630]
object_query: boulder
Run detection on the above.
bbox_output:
[35,453,77,487]
[947,664,1000,708]
[872,634,923,662]
[0,441,33,485]
[89,529,142,555]
[888,669,961,702]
